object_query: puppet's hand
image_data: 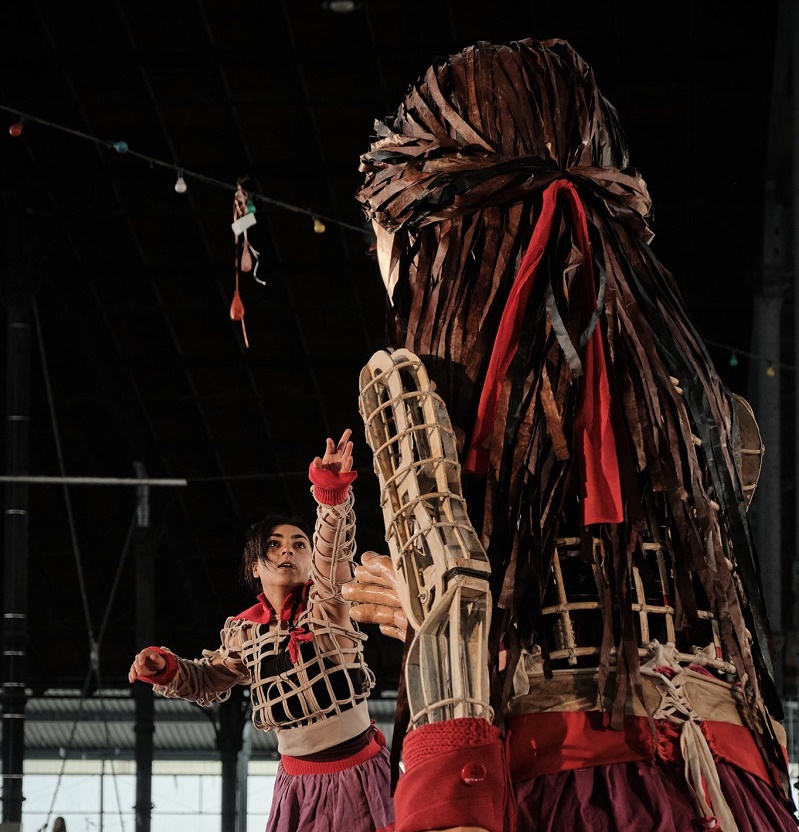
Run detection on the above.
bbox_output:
[342,551,408,641]
[128,648,166,683]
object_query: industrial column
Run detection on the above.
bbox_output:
[749,0,789,697]
[1,187,29,832]
[218,689,247,832]
[133,463,155,832]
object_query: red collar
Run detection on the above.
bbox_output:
[233,581,312,624]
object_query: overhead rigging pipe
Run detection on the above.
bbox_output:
[1,186,29,831]
[0,476,187,487]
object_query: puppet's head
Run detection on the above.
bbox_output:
[358,38,652,436]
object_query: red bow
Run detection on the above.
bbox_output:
[287,626,314,664]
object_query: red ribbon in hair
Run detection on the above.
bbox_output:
[464,178,623,525]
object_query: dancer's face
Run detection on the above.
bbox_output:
[251,524,313,593]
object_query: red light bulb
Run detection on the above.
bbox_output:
[8,122,24,138]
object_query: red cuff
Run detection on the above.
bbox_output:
[136,647,178,685]
[395,718,513,832]
[308,463,357,505]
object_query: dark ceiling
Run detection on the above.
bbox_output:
[0,0,781,717]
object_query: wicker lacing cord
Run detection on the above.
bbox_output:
[642,644,738,831]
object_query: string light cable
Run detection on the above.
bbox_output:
[11,106,782,366]
[704,339,792,374]
[1,104,371,238]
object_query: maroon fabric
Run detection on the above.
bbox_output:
[266,743,394,832]
[716,762,798,831]
[513,759,798,831]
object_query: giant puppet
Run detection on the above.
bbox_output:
[350,37,798,832]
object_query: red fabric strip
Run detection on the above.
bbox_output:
[569,191,623,525]
[505,711,779,785]
[701,720,781,785]
[234,582,312,624]
[465,179,566,475]
[506,711,650,780]
[280,732,384,775]
[233,600,273,625]
[287,626,314,664]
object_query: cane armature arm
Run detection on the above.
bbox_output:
[359,348,492,726]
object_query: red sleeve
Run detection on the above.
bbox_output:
[395,718,513,832]
[307,463,357,505]
[136,646,179,685]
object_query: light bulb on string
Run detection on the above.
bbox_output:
[8,119,25,137]
[112,140,129,154]
[766,362,776,378]
[728,352,739,368]
[313,217,326,234]
[174,169,187,194]
[322,0,361,11]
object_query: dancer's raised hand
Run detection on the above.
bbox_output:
[312,428,354,474]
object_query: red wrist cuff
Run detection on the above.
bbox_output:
[308,463,357,505]
[136,647,178,685]
[395,718,513,832]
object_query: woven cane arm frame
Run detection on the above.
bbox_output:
[359,348,492,726]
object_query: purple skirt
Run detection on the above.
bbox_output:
[514,759,798,831]
[266,745,394,832]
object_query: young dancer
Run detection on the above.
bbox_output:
[129,429,394,832]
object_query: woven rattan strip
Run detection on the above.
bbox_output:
[541,535,734,676]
